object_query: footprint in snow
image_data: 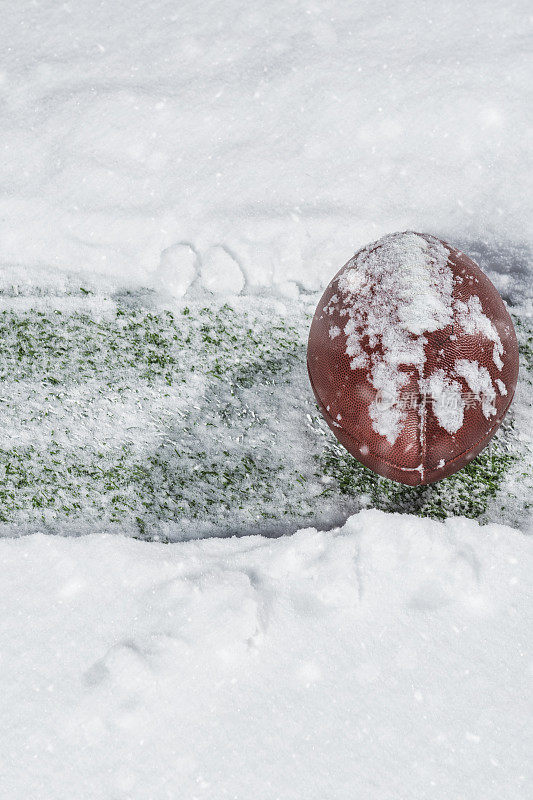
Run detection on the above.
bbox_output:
[200,245,245,295]
[84,639,154,698]
[155,242,197,298]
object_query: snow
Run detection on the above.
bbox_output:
[336,233,453,355]
[426,370,465,434]
[0,0,531,796]
[368,360,410,444]
[155,243,197,299]
[496,378,508,396]
[331,232,455,442]
[200,247,246,296]
[343,233,454,337]
[455,359,497,419]
[455,296,504,370]
[1,511,532,800]
[0,1,530,300]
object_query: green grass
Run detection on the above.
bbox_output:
[0,291,530,538]
[317,433,517,520]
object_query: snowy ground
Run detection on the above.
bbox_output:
[1,0,532,797]
[2,512,532,799]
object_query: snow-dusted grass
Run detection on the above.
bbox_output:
[0,288,530,538]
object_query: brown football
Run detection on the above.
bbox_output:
[307,232,519,485]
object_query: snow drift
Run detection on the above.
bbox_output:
[1,510,532,799]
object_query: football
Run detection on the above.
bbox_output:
[307,232,519,485]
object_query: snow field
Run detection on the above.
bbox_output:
[0,0,530,298]
[1,510,532,799]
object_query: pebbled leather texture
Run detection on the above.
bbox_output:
[307,234,519,486]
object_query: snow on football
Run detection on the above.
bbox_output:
[307,232,519,485]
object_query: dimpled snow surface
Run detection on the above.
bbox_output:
[0,1,532,799]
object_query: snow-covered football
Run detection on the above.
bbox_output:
[307,232,519,485]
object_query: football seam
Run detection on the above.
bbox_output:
[308,363,516,476]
